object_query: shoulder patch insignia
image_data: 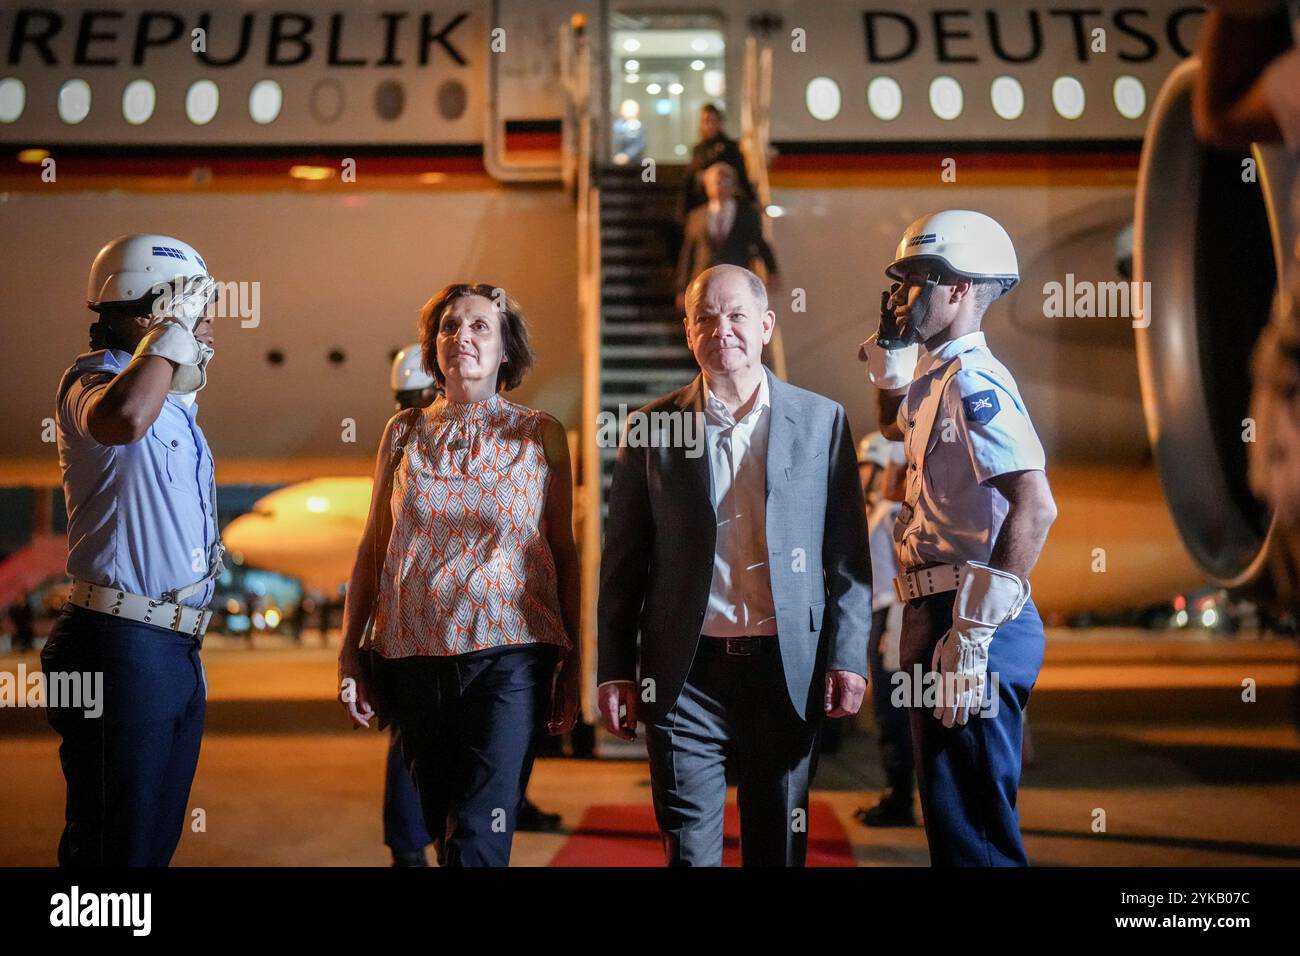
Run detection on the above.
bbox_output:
[962,389,1000,424]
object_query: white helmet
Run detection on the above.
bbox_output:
[87,234,211,310]
[858,431,904,468]
[886,210,1019,294]
[391,343,434,392]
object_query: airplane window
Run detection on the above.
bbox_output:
[1052,76,1086,120]
[308,80,344,124]
[867,77,902,121]
[929,77,963,121]
[805,77,842,122]
[57,79,92,125]
[375,80,405,120]
[186,81,219,125]
[0,78,25,123]
[122,80,156,126]
[249,80,283,125]
[436,80,467,121]
[1113,76,1147,120]
[991,76,1024,121]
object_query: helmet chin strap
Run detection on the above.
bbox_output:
[896,274,941,347]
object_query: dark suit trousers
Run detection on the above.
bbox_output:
[379,644,553,867]
[41,605,206,867]
[645,636,821,866]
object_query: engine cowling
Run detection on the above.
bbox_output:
[1134,57,1295,589]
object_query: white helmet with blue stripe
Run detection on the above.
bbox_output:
[886,210,1019,295]
[86,233,211,309]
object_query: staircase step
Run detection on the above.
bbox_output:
[602,283,674,299]
[603,367,698,383]
[602,321,683,336]
[601,344,693,360]
[601,263,662,280]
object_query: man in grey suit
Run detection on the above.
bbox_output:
[597,264,873,866]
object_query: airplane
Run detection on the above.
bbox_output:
[0,0,1291,702]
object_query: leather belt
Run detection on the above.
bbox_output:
[69,580,212,639]
[893,563,963,602]
[700,635,775,657]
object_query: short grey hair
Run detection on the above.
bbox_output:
[686,264,769,316]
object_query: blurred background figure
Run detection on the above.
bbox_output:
[382,344,437,867]
[8,597,35,653]
[853,433,916,828]
[676,162,778,310]
[677,103,753,222]
[1192,0,1300,600]
[612,99,646,166]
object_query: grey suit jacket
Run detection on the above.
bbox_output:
[597,365,873,723]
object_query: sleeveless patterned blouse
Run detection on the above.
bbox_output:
[371,393,571,658]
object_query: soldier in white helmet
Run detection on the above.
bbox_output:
[853,432,917,828]
[42,234,222,866]
[859,210,1057,865]
[390,343,439,412]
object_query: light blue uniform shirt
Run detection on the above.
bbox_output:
[895,332,1046,569]
[56,349,218,608]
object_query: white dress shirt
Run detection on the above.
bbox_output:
[701,373,778,637]
[707,198,737,245]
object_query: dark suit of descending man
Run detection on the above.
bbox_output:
[676,163,779,310]
[598,264,873,866]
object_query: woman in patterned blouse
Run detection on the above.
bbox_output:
[338,283,581,866]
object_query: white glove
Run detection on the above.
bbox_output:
[931,562,1029,727]
[137,276,216,394]
[858,331,918,390]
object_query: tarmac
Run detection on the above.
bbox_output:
[1,628,1297,867]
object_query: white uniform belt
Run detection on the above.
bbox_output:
[69,580,212,639]
[893,564,963,602]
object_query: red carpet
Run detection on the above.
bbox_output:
[548,800,856,866]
